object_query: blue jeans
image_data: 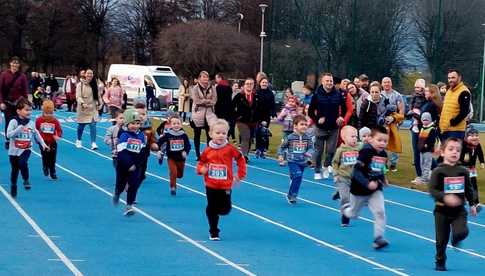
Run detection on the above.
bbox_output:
[411,131,422,177]
[77,121,97,143]
[288,162,305,198]
[440,131,465,142]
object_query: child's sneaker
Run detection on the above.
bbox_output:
[372,237,389,249]
[390,165,397,172]
[23,180,31,190]
[435,262,446,271]
[209,233,220,241]
[124,205,135,216]
[327,166,333,175]
[10,184,17,198]
[75,140,82,148]
[341,215,350,227]
[322,167,330,179]
[170,187,176,196]
[255,150,261,159]
[91,142,98,150]
[314,172,323,180]
[286,194,297,204]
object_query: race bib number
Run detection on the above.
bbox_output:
[208,164,228,180]
[126,138,142,153]
[292,141,307,154]
[370,156,387,173]
[40,123,55,134]
[444,176,465,194]
[469,167,478,178]
[169,139,184,151]
[342,151,358,166]
[14,127,32,149]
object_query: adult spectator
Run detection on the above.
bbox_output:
[233,78,260,162]
[0,56,28,149]
[421,84,442,123]
[145,79,156,110]
[256,71,272,90]
[79,70,86,81]
[308,72,346,179]
[45,74,59,97]
[339,79,351,92]
[437,82,447,98]
[381,77,405,172]
[214,73,234,128]
[190,71,217,160]
[439,69,470,141]
[338,79,354,126]
[302,84,313,107]
[229,82,240,142]
[29,72,43,94]
[97,78,106,115]
[103,77,124,119]
[64,74,77,112]
[178,78,190,125]
[347,82,368,128]
[75,69,99,150]
[231,82,240,99]
[256,76,276,127]
[408,79,427,181]
[359,74,370,92]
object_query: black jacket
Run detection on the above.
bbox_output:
[308,85,346,130]
[215,83,234,120]
[256,88,276,121]
[232,92,260,124]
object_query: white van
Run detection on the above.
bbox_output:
[107,64,181,108]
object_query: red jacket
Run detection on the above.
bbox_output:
[0,70,28,104]
[197,142,247,190]
[35,116,62,145]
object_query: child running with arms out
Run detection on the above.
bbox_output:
[104,109,124,168]
[35,100,62,180]
[157,114,191,196]
[332,125,360,226]
[197,119,246,241]
[430,137,478,271]
[7,98,49,198]
[342,126,390,249]
[113,109,146,216]
[277,115,314,204]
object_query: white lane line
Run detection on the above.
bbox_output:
[56,137,409,275]
[0,185,83,276]
[57,125,485,260]
[25,149,256,276]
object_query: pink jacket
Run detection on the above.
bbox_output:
[103,86,124,109]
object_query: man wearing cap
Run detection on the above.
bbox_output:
[440,69,470,141]
[359,74,370,92]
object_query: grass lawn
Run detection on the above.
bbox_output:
[153,118,485,200]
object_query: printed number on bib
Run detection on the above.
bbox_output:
[126,138,142,153]
[469,167,478,178]
[292,141,307,154]
[370,156,386,173]
[14,128,32,149]
[169,139,184,151]
[342,151,358,166]
[208,164,228,180]
[444,176,465,194]
[40,123,55,134]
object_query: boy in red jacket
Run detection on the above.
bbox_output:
[197,119,247,240]
[35,100,62,179]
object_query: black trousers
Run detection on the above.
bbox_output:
[191,120,210,159]
[115,164,141,206]
[40,142,57,176]
[434,208,469,265]
[3,104,16,141]
[139,148,150,182]
[206,187,232,235]
[471,177,479,204]
[9,150,31,185]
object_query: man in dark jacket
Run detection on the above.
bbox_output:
[0,56,28,149]
[308,72,346,180]
[256,76,276,127]
[214,73,234,124]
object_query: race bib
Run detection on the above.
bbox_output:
[469,167,478,178]
[169,139,184,151]
[370,156,387,173]
[208,164,228,180]
[292,141,307,154]
[40,123,55,134]
[444,176,465,194]
[342,151,358,166]
[14,127,32,149]
[126,138,142,153]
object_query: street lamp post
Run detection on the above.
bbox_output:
[259,4,268,73]
[481,23,485,122]
[237,13,244,33]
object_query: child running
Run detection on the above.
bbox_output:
[332,125,360,226]
[157,114,191,196]
[197,119,246,240]
[35,100,62,179]
[104,109,124,168]
[135,102,158,183]
[342,126,390,249]
[277,115,314,204]
[429,137,478,271]
[113,109,146,216]
[7,98,49,198]
[460,127,484,206]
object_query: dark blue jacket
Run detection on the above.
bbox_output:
[351,144,387,196]
[157,129,191,161]
[117,129,146,169]
[308,85,346,130]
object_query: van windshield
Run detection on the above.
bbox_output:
[153,75,180,89]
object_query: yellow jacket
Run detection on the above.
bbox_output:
[439,82,469,132]
[386,112,404,153]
